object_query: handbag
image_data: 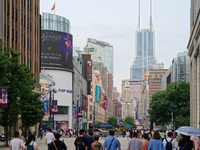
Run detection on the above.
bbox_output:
[53,141,58,150]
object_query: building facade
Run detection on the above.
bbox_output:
[162,51,190,90]
[188,0,200,128]
[130,29,158,79]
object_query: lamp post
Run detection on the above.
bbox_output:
[52,88,57,129]
[49,84,53,129]
[174,84,177,129]
[77,95,79,137]
[93,102,95,129]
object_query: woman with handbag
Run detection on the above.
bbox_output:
[177,134,194,150]
[49,133,67,150]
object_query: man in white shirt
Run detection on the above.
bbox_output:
[163,131,176,150]
[10,131,24,150]
[45,128,55,150]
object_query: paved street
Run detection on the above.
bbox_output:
[0,136,130,150]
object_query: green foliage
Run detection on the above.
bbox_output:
[0,42,44,134]
[148,81,190,127]
[107,116,119,128]
[95,122,103,128]
[124,116,134,125]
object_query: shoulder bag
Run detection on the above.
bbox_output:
[108,138,115,150]
[53,141,58,150]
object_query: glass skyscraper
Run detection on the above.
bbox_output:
[130,29,158,79]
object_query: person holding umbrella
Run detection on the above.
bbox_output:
[177,134,194,150]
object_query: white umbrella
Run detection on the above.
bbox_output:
[175,126,200,136]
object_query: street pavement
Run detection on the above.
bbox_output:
[0,136,130,150]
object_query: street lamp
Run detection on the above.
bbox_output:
[52,88,57,129]
[49,84,53,129]
[93,101,95,129]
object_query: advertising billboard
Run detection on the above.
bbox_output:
[41,30,73,71]
[194,0,200,23]
[0,86,7,108]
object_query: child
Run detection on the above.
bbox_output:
[91,135,103,150]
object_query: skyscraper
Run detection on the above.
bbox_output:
[130,0,158,79]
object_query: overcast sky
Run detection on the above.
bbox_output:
[40,0,190,93]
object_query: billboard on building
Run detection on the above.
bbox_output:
[52,100,58,114]
[41,30,73,71]
[0,86,7,108]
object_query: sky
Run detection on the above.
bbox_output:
[40,0,190,93]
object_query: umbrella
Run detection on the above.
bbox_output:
[175,126,200,136]
[97,123,113,128]
[124,125,131,128]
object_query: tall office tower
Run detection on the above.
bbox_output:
[0,0,40,81]
[130,0,158,79]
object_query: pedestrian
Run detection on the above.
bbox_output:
[84,131,94,150]
[10,131,24,150]
[49,133,67,150]
[74,129,88,150]
[177,134,194,150]
[102,129,121,150]
[127,132,143,150]
[163,131,176,150]
[148,130,164,150]
[160,130,165,142]
[130,129,133,139]
[45,128,55,150]
[91,135,103,150]
[126,130,130,140]
[39,130,43,140]
[143,133,150,150]
[24,134,38,150]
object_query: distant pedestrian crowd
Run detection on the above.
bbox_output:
[9,128,200,150]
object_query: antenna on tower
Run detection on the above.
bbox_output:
[150,0,153,30]
[137,0,140,30]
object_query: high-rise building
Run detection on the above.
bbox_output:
[130,0,158,79]
[0,0,40,81]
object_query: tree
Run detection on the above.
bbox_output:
[95,122,103,128]
[107,116,119,128]
[124,116,134,125]
[148,81,190,127]
[0,43,44,144]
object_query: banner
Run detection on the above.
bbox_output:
[73,106,77,118]
[52,100,57,114]
[0,86,7,108]
[44,100,50,115]
[97,89,103,105]
[95,86,101,103]
[103,96,108,110]
[117,120,124,125]
[78,107,83,117]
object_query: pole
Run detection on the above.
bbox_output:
[174,84,177,129]
[93,102,95,129]
[49,85,52,129]
[77,95,79,137]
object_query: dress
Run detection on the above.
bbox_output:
[24,141,38,150]
[148,139,164,150]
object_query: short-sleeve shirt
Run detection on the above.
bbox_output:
[24,141,38,149]
[10,138,24,150]
[49,140,67,150]
[178,140,194,150]
[45,132,55,144]
[103,136,121,150]
[163,138,176,149]
[127,138,143,150]
[74,136,88,150]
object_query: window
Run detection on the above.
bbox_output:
[57,106,69,114]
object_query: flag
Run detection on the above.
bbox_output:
[51,2,55,11]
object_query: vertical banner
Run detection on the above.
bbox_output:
[86,97,88,110]
[78,107,83,117]
[0,86,7,108]
[44,100,50,115]
[103,96,108,110]
[97,89,103,105]
[73,106,77,118]
[52,100,57,114]
[95,86,101,103]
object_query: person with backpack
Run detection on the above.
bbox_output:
[163,131,176,150]
[24,134,38,150]
[102,130,121,150]
[49,133,67,150]
[74,129,88,150]
[91,135,103,150]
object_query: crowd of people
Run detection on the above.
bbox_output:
[8,128,200,150]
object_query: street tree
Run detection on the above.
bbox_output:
[124,116,135,128]
[148,81,190,127]
[0,43,44,144]
[107,116,119,128]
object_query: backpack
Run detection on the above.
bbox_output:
[27,142,34,150]
[165,139,173,150]
[75,137,85,150]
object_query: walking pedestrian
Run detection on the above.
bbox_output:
[49,133,67,150]
[177,134,194,150]
[10,131,24,150]
[103,130,121,150]
[148,130,164,150]
[74,129,88,150]
[127,132,143,150]
[143,133,150,150]
[126,130,130,140]
[24,134,38,150]
[84,131,94,150]
[91,135,103,150]
[45,129,55,150]
[163,131,176,150]
[130,129,133,139]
